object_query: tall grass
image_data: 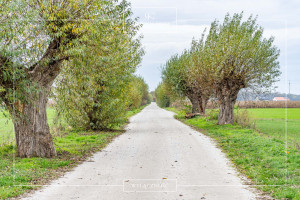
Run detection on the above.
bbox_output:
[172,100,300,109]
[236,101,300,108]
[234,109,256,129]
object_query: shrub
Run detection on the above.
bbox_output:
[206,110,219,120]
[155,83,170,107]
[234,109,256,129]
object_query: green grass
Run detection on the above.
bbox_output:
[0,108,57,146]
[0,105,148,199]
[245,108,300,149]
[166,107,300,200]
[246,108,300,119]
[0,131,121,199]
[126,104,149,118]
[0,110,14,145]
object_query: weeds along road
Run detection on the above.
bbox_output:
[23,103,256,200]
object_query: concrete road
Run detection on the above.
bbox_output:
[23,103,256,200]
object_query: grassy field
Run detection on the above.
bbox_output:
[246,108,300,149]
[0,108,57,146]
[167,107,300,200]
[0,105,147,199]
[247,108,300,119]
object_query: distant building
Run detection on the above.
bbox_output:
[255,97,270,101]
[273,97,290,101]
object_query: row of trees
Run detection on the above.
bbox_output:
[157,13,281,125]
[0,0,147,157]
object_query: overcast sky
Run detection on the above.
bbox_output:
[129,0,300,94]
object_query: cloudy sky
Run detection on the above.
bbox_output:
[128,0,300,94]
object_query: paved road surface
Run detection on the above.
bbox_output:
[23,103,256,200]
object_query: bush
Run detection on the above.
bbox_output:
[155,83,170,107]
[127,76,150,109]
[234,109,256,129]
[206,109,219,120]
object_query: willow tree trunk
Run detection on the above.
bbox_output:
[217,85,240,125]
[217,95,236,124]
[187,94,201,114]
[199,96,208,115]
[12,87,56,158]
[187,91,208,115]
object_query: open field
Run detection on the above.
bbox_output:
[167,107,300,200]
[247,108,300,119]
[246,108,300,149]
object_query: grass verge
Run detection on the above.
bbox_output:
[166,107,300,200]
[0,105,148,199]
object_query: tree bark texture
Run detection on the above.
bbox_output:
[13,87,56,157]
[216,78,243,125]
[1,39,66,158]
[187,92,207,115]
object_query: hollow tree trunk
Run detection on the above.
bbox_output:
[12,87,56,158]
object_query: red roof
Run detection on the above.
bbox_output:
[273,97,290,101]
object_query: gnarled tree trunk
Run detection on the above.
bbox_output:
[216,81,242,125]
[217,94,236,124]
[199,96,209,115]
[190,97,201,113]
[12,87,56,158]
[187,93,201,113]
[8,39,64,158]
[187,92,208,115]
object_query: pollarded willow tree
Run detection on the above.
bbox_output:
[205,13,281,124]
[0,0,110,158]
[162,51,207,114]
[188,36,215,114]
[54,0,145,130]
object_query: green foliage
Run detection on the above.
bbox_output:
[127,76,150,109]
[154,83,170,108]
[54,1,145,130]
[234,109,256,128]
[162,52,192,98]
[204,12,281,90]
[1,0,128,157]
[160,12,281,123]
[206,109,219,120]
[147,93,153,103]
[0,0,105,110]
